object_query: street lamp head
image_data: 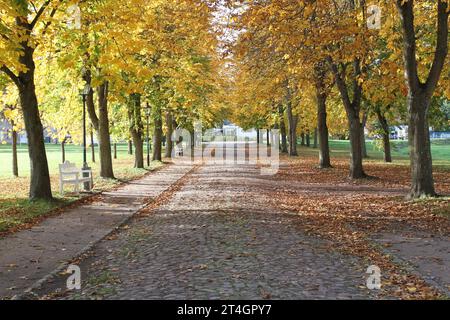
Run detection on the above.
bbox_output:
[80,84,91,97]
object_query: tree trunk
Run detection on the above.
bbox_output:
[256,128,260,144]
[279,105,288,153]
[83,71,114,178]
[396,0,448,197]
[129,94,144,168]
[113,143,117,160]
[348,114,366,179]
[165,112,174,158]
[313,128,318,149]
[315,70,331,168]
[11,47,52,199]
[360,112,368,159]
[1,19,52,200]
[61,139,66,164]
[376,109,392,163]
[286,101,298,157]
[152,105,162,161]
[134,137,144,167]
[91,127,95,163]
[328,57,366,178]
[12,123,18,177]
[97,82,114,178]
[128,139,133,155]
[190,129,195,159]
[266,129,270,146]
[19,74,52,199]
[409,95,435,197]
[300,133,305,146]
[306,132,311,147]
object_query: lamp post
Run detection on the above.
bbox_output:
[145,103,152,167]
[80,84,92,191]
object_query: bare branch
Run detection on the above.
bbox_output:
[425,0,449,100]
[30,0,51,30]
[0,65,20,87]
[396,0,420,92]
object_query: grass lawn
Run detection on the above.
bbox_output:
[0,143,163,234]
[309,139,450,168]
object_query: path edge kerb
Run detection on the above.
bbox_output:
[12,163,193,300]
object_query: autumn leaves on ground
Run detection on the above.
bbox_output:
[264,152,449,299]
[0,0,450,301]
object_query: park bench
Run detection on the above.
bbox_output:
[59,161,93,195]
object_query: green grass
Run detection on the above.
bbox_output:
[317,139,450,167]
[0,143,156,177]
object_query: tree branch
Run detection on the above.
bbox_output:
[396,0,420,92]
[30,0,51,30]
[327,56,352,110]
[0,65,20,87]
[425,0,449,100]
[352,58,362,112]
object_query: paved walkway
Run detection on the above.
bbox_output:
[2,157,448,300]
[31,164,379,300]
[373,229,450,296]
[0,164,192,299]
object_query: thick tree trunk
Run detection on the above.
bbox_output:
[348,114,366,179]
[97,82,114,178]
[315,70,331,169]
[376,109,392,163]
[134,138,144,167]
[396,0,448,197]
[1,19,52,200]
[279,106,288,153]
[129,94,144,168]
[408,95,435,197]
[19,75,52,199]
[306,133,311,147]
[361,128,368,159]
[328,57,367,179]
[165,112,174,158]
[300,133,305,146]
[12,124,18,177]
[83,71,113,178]
[152,105,163,161]
[286,101,298,157]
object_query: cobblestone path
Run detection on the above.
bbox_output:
[35,164,379,300]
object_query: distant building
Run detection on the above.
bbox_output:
[391,126,408,140]
[222,123,257,140]
[0,118,28,144]
[0,117,56,144]
[430,131,450,139]
[390,126,450,140]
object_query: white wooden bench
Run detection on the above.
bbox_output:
[59,161,93,195]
